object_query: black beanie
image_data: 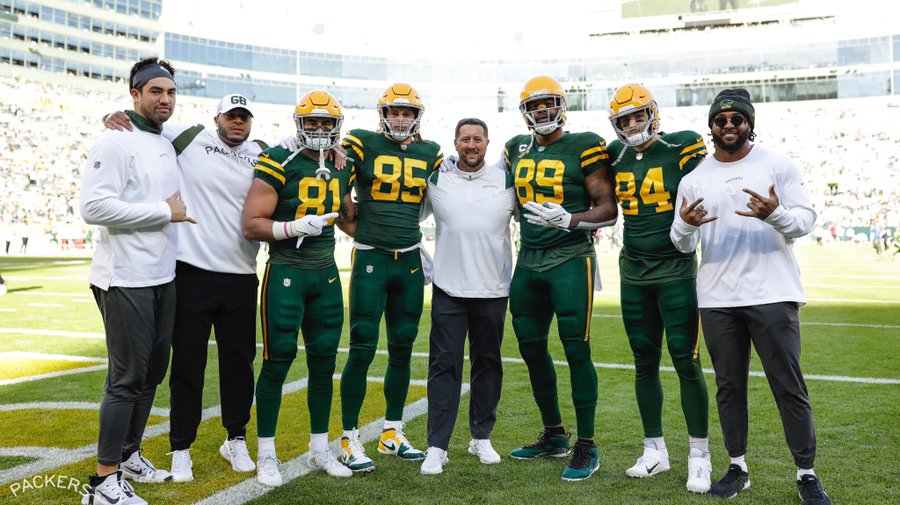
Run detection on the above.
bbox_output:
[708,88,755,129]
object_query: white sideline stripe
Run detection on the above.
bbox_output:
[0,352,106,363]
[0,402,169,417]
[0,327,895,386]
[804,283,900,290]
[28,302,66,307]
[190,394,435,505]
[12,291,92,298]
[0,374,421,486]
[0,364,108,386]
[801,321,900,329]
[0,308,16,312]
[807,297,899,304]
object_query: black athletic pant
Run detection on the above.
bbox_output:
[701,302,817,469]
[426,285,506,450]
[169,262,258,451]
[91,282,175,466]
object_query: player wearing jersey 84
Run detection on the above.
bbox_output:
[607,83,711,493]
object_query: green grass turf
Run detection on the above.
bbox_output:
[0,242,898,504]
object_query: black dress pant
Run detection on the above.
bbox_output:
[169,261,258,451]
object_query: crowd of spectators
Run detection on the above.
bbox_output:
[1,74,896,255]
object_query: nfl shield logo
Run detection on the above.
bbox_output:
[283,278,291,287]
[366,265,374,274]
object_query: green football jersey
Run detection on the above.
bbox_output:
[254,146,354,269]
[608,130,707,284]
[342,129,443,249]
[504,131,609,250]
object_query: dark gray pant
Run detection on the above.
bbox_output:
[427,286,506,450]
[701,302,817,469]
[92,282,175,466]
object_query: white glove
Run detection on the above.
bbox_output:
[279,136,300,151]
[272,212,339,240]
[523,201,571,230]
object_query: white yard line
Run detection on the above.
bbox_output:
[0,365,108,386]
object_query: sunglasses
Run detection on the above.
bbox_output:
[713,115,746,128]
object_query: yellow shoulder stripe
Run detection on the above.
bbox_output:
[680,140,705,155]
[347,144,364,162]
[344,134,363,149]
[433,155,445,170]
[581,153,608,167]
[257,157,285,173]
[581,145,604,158]
[679,150,707,171]
[256,165,286,184]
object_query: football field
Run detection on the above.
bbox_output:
[0,242,897,504]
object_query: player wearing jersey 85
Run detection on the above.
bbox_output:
[506,76,618,482]
[338,83,444,472]
[241,90,357,487]
[607,83,711,493]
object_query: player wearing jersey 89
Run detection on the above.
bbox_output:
[241,90,356,487]
[337,83,444,473]
[506,76,618,482]
[607,83,711,493]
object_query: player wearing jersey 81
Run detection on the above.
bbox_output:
[607,83,711,493]
[338,83,444,472]
[506,76,618,482]
[241,90,357,487]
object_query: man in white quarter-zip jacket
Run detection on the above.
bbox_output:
[419,118,517,476]
[80,57,196,505]
[670,89,831,505]
[104,94,268,482]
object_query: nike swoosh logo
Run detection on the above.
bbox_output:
[328,277,337,283]
[410,268,420,274]
[646,462,659,474]
[97,490,121,503]
[382,440,398,451]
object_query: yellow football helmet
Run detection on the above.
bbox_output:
[294,90,343,151]
[378,83,424,141]
[609,83,660,147]
[519,76,567,135]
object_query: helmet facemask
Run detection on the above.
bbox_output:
[293,113,342,180]
[379,105,422,142]
[610,103,659,147]
[520,95,566,136]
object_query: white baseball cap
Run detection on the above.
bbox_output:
[216,94,254,117]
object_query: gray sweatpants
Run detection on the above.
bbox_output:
[91,282,175,466]
[700,302,817,469]
[426,286,506,450]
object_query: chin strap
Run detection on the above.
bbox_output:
[316,147,331,180]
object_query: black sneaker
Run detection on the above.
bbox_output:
[510,430,571,459]
[710,463,751,499]
[561,440,599,481]
[797,474,832,505]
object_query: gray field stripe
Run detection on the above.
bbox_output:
[191,395,434,505]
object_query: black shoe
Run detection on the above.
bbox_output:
[510,430,571,459]
[797,474,832,505]
[710,463,751,499]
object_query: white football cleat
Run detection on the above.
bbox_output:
[686,448,713,493]
[625,443,670,478]
[308,447,352,478]
[256,455,282,487]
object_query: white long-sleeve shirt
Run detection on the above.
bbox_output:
[670,144,816,308]
[80,127,179,290]
[164,124,261,274]
[423,156,516,298]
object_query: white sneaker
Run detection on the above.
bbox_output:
[120,449,173,483]
[220,437,256,472]
[625,444,671,478]
[81,471,147,505]
[420,447,448,475]
[686,448,712,493]
[340,430,375,472]
[169,449,193,482]
[256,455,282,487]
[309,447,353,478]
[468,439,501,464]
